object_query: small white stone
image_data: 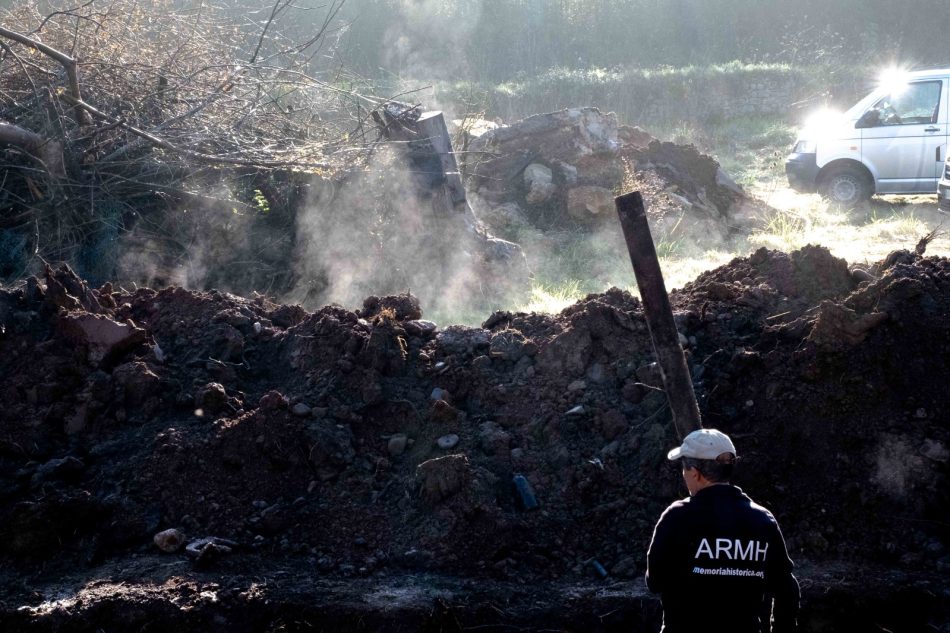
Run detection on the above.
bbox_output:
[437,434,460,450]
[388,433,408,456]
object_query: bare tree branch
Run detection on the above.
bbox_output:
[63,93,329,169]
[0,0,371,274]
[249,0,292,65]
[33,0,100,34]
[101,69,247,163]
[0,119,64,175]
[0,25,92,125]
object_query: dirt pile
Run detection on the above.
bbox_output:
[463,107,756,237]
[0,247,947,631]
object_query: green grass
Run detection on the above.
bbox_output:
[517,279,586,314]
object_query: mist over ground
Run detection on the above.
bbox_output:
[1,0,948,323]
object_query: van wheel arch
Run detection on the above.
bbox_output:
[817,161,874,206]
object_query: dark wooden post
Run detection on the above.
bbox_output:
[371,101,530,294]
[414,111,467,209]
[615,191,702,440]
[372,104,469,216]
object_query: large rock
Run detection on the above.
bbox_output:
[416,454,470,502]
[153,528,185,553]
[58,313,146,364]
[524,163,556,205]
[567,186,616,222]
[196,382,229,414]
[436,325,491,356]
[112,361,162,407]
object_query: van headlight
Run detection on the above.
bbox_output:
[793,140,817,154]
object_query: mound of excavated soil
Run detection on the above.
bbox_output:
[465,108,758,240]
[0,247,947,632]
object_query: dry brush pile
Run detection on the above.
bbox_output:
[0,0,368,284]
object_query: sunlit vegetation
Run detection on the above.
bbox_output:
[433,63,821,130]
[747,192,948,266]
[339,0,948,83]
[504,113,949,320]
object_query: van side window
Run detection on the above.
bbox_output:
[869,81,942,126]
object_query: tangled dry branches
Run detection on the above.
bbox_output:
[0,0,378,279]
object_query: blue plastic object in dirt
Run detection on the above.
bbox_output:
[512,474,538,510]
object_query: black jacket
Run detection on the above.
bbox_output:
[646,484,799,633]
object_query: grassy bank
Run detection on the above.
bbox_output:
[428,62,868,131]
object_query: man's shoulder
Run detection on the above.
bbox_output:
[746,497,779,522]
[730,486,779,519]
[658,496,693,520]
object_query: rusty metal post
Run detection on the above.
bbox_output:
[615,191,702,439]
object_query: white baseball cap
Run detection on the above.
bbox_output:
[667,428,737,461]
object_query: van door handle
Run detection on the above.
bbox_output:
[925,126,941,132]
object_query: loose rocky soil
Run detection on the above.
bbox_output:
[0,246,947,632]
[465,108,760,242]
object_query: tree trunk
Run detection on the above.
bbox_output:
[0,120,65,176]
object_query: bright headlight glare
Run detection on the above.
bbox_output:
[794,140,817,154]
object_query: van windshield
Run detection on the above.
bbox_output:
[846,89,886,120]
[867,81,942,125]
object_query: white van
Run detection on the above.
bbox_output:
[786,68,950,206]
[939,149,950,212]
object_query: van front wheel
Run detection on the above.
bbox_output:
[818,168,872,207]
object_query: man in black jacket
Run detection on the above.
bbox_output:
[646,428,799,633]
